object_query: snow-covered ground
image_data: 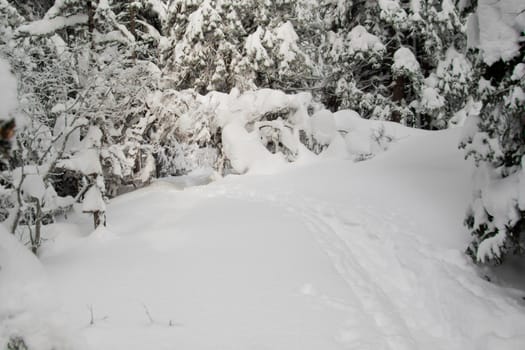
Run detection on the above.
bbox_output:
[2,120,524,349]
[26,126,524,350]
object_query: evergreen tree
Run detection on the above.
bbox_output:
[162,0,316,94]
[460,0,525,264]
[319,0,471,129]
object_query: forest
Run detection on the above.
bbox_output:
[0,1,524,349]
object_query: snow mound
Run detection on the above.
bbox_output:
[0,226,84,350]
[161,88,422,174]
[222,122,287,175]
[333,109,424,160]
[37,128,525,350]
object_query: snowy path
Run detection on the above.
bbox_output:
[40,130,525,350]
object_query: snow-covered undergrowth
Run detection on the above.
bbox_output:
[150,88,416,175]
[29,122,525,350]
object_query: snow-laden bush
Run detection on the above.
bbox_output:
[147,88,327,175]
[0,0,166,240]
[146,87,423,175]
[333,109,420,161]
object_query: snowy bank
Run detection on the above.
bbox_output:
[0,226,84,350]
[37,127,525,350]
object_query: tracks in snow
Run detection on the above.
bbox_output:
[199,184,426,349]
[291,202,418,350]
[196,182,525,350]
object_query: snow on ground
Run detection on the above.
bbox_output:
[37,126,525,350]
[0,227,85,349]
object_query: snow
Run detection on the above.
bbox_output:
[420,86,445,110]
[34,122,525,350]
[310,109,337,145]
[449,99,482,128]
[190,89,425,171]
[21,174,46,200]
[437,47,472,81]
[0,58,17,120]
[57,149,102,176]
[333,109,424,160]
[82,185,106,213]
[520,157,525,211]
[477,230,507,263]
[480,172,520,231]
[378,0,407,23]
[185,7,204,41]
[0,226,84,350]
[274,21,300,66]
[95,30,133,45]
[222,122,286,175]
[506,86,525,107]
[378,0,401,13]
[11,166,46,200]
[211,88,293,127]
[17,15,88,36]
[347,25,385,54]
[469,162,523,263]
[392,47,420,74]
[511,63,525,81]
[145,0,168,22]
[438,0,457,20]
[81,126,103,149]
[470,0,525,64]
[410,0,421,13]
[184,0,219,41]
[245,27,271,66]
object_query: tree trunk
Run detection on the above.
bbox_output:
[87,0,97,49]
[391,75,405,123]
[94,210,106,228]
[130,1,137,61]
[31,198,41,255]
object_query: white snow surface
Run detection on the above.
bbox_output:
[0,226,84,350]
[37,125,525,350]
[469,0,525,64]
[17,15,88,36]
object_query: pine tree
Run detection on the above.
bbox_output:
[319,0,471,129]
[460,0,525,264]
[162,0,316,94]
